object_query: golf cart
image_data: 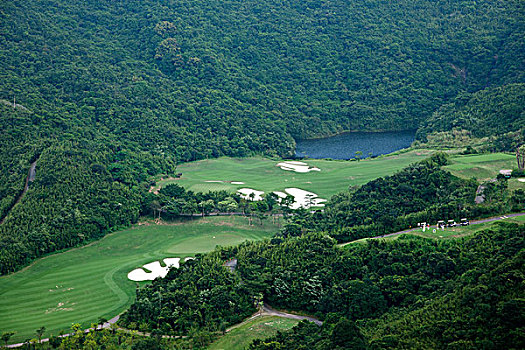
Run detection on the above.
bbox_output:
[447,219,456,227]
[437,220,446,229]
[460,218,470,226]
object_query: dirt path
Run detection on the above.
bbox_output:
[0,160,37,225]
[339,212,525,247]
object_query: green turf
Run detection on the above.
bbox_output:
[0,216,279,343]
[443,153,517,181]
[207,316,299,350]
[159,151,520,201]
[509,178,525,191]
[158,150,437,200]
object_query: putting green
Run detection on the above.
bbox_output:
[0,216,279,343]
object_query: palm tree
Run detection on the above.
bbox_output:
[1,332,15,348]
[35,326,45,344]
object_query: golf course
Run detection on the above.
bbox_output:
[0,216,279,343]
[152,150,433,200]
[1,150,521,344]
[154,150,519,201]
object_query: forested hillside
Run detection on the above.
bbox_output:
[1,0,523,142]
[121,222,524,349]
[1,0,523,274]
[417,83,525,150]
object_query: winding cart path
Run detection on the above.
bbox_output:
[339,212,525,247]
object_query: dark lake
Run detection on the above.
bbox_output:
[295,130,416,160]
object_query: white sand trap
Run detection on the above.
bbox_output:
[273,191,287,198]
[231,181,245,185]
[277,161,320,173]
[518,178,525,183]
[285,188,326,209]
[237,188,265,201]
[205,180,224,183]
[283,161,307,165]
[163,258,181,268]
[128,257,193,281]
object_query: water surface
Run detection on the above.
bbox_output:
[295,130,415,159]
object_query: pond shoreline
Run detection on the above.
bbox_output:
[295,128,417,141]
[294,130,416,160]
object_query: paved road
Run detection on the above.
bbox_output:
[262,304,323,326]
[7,315,120,348]
[339,212,525,247]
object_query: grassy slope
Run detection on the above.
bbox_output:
[443,153,516,181]
[0,216,278,343]
[160,150,437,200]
[350,216,524,244]
[444,152,524,192]
[207,316,299,350]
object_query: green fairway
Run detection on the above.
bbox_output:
[207,316,299,350]
[0,216,278,343]
[157,149,437,200]
[443,153,517,181]
[158,151,521,201]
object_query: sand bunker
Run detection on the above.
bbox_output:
[237,188,265,201]
[205,180,245,185]
[270,189,326,209]
[277,161,320,173]
[284,188,327,209]
[518,178,525,183]
[236,186,325,209]
[128,257,193,281]
[272,191,287,198]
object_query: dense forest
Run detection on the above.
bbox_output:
[416,83,525,150]
[118,222,523,349]
[1,0,523,274]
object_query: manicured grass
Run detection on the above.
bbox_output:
[443,153,517,181]
[0,216,279,343]
[160,151,520,201]
[509,178,525,191]
[159,149,436,200]
[207,316,299,350]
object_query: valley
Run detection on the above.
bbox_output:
[0,0,523,348]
